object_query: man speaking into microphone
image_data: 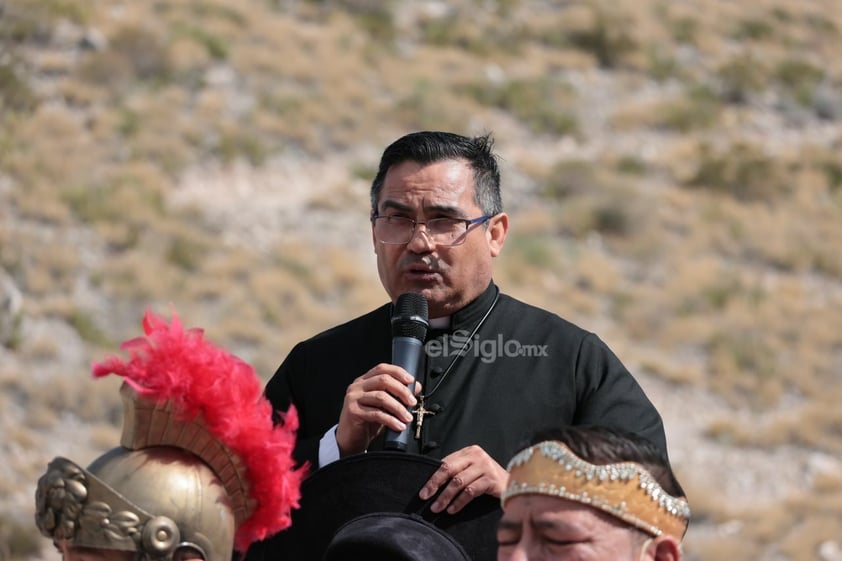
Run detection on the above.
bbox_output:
[261,131,668,523]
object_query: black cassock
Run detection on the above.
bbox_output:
[265,281,668,467]
[251,282,668,561]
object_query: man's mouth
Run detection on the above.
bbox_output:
[404,264,438,279]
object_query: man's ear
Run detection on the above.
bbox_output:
[651,535,682,561]
[487,212,509,257]
[371,210,379,253]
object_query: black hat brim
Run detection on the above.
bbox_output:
[323,512,472,561]
[246,451,501,561]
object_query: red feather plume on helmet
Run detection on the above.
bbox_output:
[92,310,305,551]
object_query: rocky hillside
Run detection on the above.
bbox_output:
[2,1,842,560]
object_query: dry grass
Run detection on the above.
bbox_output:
[2,1,842,560]
[703,396,842,471]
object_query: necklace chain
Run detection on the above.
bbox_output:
[421,288,500,400]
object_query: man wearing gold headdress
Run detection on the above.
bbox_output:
[497,426,690,561]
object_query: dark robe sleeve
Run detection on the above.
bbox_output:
[265,342,322,468]
[572,332,668,455]
[263,305,393,469]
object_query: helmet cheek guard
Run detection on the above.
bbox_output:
[36,448,234,561]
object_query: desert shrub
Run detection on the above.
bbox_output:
[646,46,683,82]
[676,272,744,315]
[337,0,396,44]
[504,233,557,270]
[117,108,142,138]
[171,24,230,61]
[684,142,789,202]
[590,200,633,237]
[792,404,842,452]
[668,15,700,45]
[463,77,579,137]
[706,329,783,406]
[78,24,172,92]
[802,12,838,36]
[154,0,247,26]
[822,159,842,192]
[715,53,770,104]
[99,250,184,301]
[614,155,648,176]
[538,161,645,243]
[66,308,111,347]
[567,2,637,68]
[775,58,825,106]
[393,79,471,134]
[0,61,39,113]
[732,15,777,41]
[0,0,89,44]
[655,85,722,132]
[61,180,166,226]
[211,127,268,166]
[540,160,600,200]
[165,227,212,273]
[418,8,519,56]
[110,25,172,81]
[421,17,479,50]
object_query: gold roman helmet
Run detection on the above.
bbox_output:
[35,311,303,561]
[38,448,234,561]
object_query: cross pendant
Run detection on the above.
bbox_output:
[412,396,437,440]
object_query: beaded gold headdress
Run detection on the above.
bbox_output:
[502,440,690,539]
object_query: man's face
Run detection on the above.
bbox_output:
[372,159,508,318]
[497,495,647,561]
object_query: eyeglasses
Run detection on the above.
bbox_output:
[372,213,494,246]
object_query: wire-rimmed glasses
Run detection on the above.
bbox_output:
[372,213,493,246]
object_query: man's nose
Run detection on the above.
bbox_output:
[505,543,532,561]
[406,222,435,251]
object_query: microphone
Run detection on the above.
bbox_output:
[383,292,429,451]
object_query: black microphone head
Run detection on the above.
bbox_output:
[391,293,429,341]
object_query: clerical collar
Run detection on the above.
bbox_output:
[418,282,499,333]
[429,316,450,329]
[448,282,499,331]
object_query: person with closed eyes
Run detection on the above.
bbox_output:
[497,426,689,561]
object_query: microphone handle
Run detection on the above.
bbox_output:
[383,336,424,451]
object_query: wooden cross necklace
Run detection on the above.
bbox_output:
[412,289,500,440]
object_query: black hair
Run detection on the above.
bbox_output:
[370,131,503,216]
